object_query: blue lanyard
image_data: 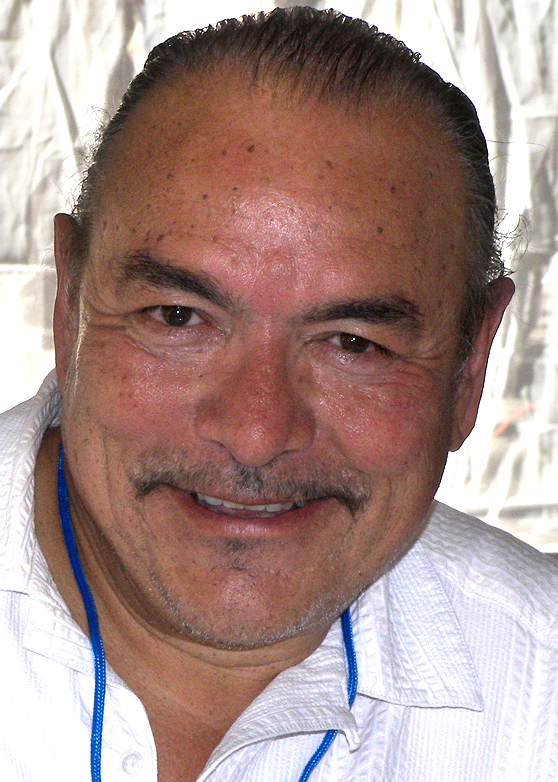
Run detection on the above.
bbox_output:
[57,445,358,782]
[57,446,106,782]
[298,607,358,782]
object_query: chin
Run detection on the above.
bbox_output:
[143,569,347,651]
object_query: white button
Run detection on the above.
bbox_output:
[121,751,143,776]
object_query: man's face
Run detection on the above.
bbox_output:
[54,75,494,649]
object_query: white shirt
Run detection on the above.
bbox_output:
[1,372,557,782]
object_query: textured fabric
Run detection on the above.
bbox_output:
[1,372,557,781]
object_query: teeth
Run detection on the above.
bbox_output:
[204,495,223,506]
[197,494,299,513]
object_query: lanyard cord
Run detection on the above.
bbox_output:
[57,446,106,782]
[56,445,358,782]
[296,608,357,782]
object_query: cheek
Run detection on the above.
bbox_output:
[315,373,454,474]
[63,333,203,444]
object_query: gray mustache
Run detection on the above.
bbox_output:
[132,457,370,518]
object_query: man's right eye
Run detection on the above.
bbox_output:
[149,306,204,327]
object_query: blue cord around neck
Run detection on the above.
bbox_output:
[297,607,358,782]
[57,446,106,782]
[56,445,358,782]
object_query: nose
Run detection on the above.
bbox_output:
[194,348,316,467]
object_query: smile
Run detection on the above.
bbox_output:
[194,493,306,517]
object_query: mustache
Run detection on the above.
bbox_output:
[131,454,371,518]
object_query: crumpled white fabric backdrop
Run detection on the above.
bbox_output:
[1,0,557,550]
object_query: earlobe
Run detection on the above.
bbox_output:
[53,213,80,388]
[450,276,515,451]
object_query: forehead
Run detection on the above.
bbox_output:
[90,72,468,301]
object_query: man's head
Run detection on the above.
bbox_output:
[52,8,513,651]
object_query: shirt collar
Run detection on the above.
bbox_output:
[352,530,484,712]
[202,617,361,779]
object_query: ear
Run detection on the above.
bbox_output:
[450,276,515,451]
[53,213,81,389]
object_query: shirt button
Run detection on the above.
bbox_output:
[121,751,143,776]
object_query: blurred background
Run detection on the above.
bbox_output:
[1,0,557,550]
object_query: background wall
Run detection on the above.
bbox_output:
[1,0,557,550]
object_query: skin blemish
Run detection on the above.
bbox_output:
[325,160,333,168]
[377,225,384,235]
[247,144,256,153]
[390,185,397,193]
[202,193,208,200]
[232,186,238,191]
[166,172,174,180]
[221,149,228,156]
[156,233,165,243]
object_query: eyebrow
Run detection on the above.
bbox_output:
[117,252,421,331]
[301,297,422,331]
[117,253,236,310]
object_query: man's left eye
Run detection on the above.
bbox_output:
[151,306,203,327]
[330,333,374,354]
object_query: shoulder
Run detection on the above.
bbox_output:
[0,372,60,581]
[0,372,60,459]
[419,501,558,644]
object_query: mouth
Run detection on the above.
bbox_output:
[193,492,307,519]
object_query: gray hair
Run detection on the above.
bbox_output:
[70,6,505,349]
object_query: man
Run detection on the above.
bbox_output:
[1,7,556,781]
